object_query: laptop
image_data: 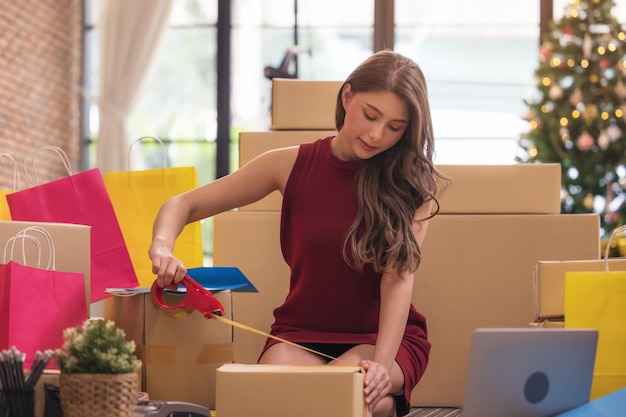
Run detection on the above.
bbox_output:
[462,328,598,417]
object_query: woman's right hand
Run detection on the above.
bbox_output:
[149,243,187,290]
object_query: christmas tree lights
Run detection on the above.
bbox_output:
[518,0,626,256]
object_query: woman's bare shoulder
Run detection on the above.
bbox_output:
[252,145,300,170]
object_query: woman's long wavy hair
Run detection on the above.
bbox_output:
[337,50,449,274]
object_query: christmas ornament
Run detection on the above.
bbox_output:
[549,85,564,100]
[583,193,595,210]
[598,129,610,150]
[569,88,584,106]
[583,34,593,58]
[607,123,622,142]
[576,132,595,151]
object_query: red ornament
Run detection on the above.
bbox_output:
[576,132,595,152]
[600,59,611,69]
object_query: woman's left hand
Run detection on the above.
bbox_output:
[359,359,392,410]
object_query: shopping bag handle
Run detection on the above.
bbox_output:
[128,136,167,170]
[3,226,56,270]
[0,153,19,190]
[604,224,626,271]
[23,146,73,186]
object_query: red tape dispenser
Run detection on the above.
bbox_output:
[151,274,225,319]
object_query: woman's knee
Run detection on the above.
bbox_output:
[258,342,326,365]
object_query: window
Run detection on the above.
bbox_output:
[395,0,540,165]
[83,0,553,257]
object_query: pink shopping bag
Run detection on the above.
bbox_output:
[6,147,138,301]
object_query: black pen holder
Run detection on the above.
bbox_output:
[0,389,35,417]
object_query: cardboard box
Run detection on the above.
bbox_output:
[104,291,233,409]
[413,213,599,407]
[0,220,91,315]
[239,130,336,211]
[236,134,561,214]
[436,164,561,214]
[533,259,626,320]
[271,79,342,130]
[212,211,599,407]
[213,212,288,363]
[216,364,371,417]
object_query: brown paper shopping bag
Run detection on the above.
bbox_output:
[0,220,91,314]
[565,225,626,399]
[103,136,203,288]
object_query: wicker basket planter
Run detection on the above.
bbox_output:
[59,373,137,417]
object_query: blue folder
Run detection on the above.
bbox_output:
[185,266,258,292]
[105,266,258,295]
[554,388,626,416]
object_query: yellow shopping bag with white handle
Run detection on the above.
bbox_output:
[565,224,626,400]
[103,136,203,288]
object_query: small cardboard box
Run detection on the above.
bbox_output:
[104,290,233,409]
[271,79,342,130]
[216,364,371,417]
[533,259,626,320]
[239,130,336,211]
[436,164,561,214]
[213,211,600,407]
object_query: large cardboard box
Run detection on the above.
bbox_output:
[271,79,342,130]
[237,132,561,214]
[412,214,599,406]
[213,211,600,406]
[104,290,233,409]
[214,212,288,363]
[239,130,336,211]
[216,364,371,417]
[437,164,561,214]
[0,220,91,314]
[534,259,626,321]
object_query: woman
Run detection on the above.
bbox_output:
[149,50,448,417]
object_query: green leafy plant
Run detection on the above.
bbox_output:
[55,319,142,374]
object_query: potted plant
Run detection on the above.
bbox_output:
[55,319,142,417]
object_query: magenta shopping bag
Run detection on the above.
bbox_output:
[6,147,138,301]
[0,226,87,369]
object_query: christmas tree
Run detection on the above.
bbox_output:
[518,0,626,257]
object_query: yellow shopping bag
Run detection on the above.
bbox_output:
[565,224,626,400]
[104,136,203,288]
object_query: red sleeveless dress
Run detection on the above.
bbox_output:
[261,136,430,415]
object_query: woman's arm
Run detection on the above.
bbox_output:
[361,199,433,408]
[149,146,299,288]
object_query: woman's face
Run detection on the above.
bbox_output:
[334,84,409,161]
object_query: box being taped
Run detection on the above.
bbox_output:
[216,364,372,417]
[104,289,233,409]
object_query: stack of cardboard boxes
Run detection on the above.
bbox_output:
[212,78,602,408]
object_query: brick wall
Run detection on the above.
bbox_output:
[0,0,83,190]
